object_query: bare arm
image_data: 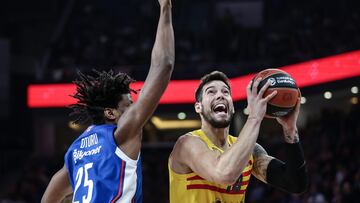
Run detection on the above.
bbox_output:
[41,165,72,203]
[252,139,308,194]
[171,118,262,185]
[114,0,174,159]
[170,79,277,185]
[251,143,274,183]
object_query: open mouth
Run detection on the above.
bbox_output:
[213,103,228,114]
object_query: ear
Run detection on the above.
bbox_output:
[104,108,117,120]
[194,102,202,113]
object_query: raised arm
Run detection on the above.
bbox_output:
[170,78,277,185]
[41,165,72,203]
[114,0,174,158]
[252,100,309,194]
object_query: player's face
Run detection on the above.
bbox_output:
[196,80,234,128]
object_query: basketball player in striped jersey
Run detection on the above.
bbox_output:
[169,71,308,203]
[41,0,174,202]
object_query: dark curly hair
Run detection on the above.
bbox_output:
[69,69,136,124]
[195,71,231,102]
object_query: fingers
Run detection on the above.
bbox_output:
[258,80,271,98]
[251,77,262,95]
[295,89,301,111]
[246,80,252,96]
[294,97,301,112]
[264,90,277,102]
[248,77,277,103]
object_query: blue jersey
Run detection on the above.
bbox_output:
[65,124,142,203]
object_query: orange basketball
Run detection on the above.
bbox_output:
[252,68,300,117]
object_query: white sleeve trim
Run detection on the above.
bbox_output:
[115,147,139,166]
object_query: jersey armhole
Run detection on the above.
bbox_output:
[115,147,139,166]
[110,126,139,166]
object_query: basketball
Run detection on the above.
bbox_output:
[252,68,300,117]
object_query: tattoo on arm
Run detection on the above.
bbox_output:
[284,129,299,143]
[252,143,274,183]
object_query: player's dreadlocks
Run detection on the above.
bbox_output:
[69,69,136,125]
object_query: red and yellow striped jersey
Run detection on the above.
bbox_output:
[169,129,253,203]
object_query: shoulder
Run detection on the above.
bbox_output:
[87,124,116,141]
[80,124,114,141]
[171,133,209,158]
[170,133,212,171]
[174,133,204,150]
[175,133,206,147]
[94,124,116,132]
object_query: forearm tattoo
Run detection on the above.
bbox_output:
[252,144,273,183]
[284,129,299,143]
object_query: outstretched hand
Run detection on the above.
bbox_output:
[246,78,277,121]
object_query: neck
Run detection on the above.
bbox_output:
[201,121,229,149]
[105,120,117,125]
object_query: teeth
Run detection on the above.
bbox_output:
[215,104,225,109]
[214,103,227,113]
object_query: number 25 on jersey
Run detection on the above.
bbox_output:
[73,163,94,203]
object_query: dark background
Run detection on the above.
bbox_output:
[0,0,359,202]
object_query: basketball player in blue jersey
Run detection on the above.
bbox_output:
[41,0,174,202]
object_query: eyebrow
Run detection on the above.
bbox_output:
[223,86,230,91]
[204,85,230,93]
[204,86,215,93]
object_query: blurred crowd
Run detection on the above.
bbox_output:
[1,105,359,203]
[2,0,360,80]
[1,0,360,202]
[45,0,360,81]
